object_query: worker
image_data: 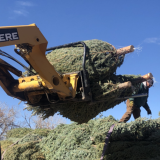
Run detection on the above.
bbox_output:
[119,79,154,123]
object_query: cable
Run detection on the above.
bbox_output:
[0,49,36,75]
[44,90,59,104]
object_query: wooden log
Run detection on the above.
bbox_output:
[117,81,132,89]
[131,73,153,84]
[116,45,134,56]
[142,73,153,80]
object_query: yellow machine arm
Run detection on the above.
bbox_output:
[0,24,86,105]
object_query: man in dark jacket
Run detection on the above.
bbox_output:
[119,79,153,123]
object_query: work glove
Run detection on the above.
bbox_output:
[147,108,152,115]
[129,101,134,107]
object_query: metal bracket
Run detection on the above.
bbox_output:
[116,93,148,100]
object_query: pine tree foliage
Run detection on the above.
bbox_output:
[1,128,50,160]
[25,39,141,123]
[1,116,160,160]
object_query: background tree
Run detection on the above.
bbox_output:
[0,102,66,140]
[22,111,66,129]
[0,103,20,140]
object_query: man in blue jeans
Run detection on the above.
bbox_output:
[119,79,154,123]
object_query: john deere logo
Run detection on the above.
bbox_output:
[0,28,19,42]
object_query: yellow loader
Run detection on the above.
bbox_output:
[0,24,152,107]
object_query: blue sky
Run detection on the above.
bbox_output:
[0,0,160,124]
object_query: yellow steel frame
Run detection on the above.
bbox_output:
[0,24,80,100]
[11,73,79,99]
